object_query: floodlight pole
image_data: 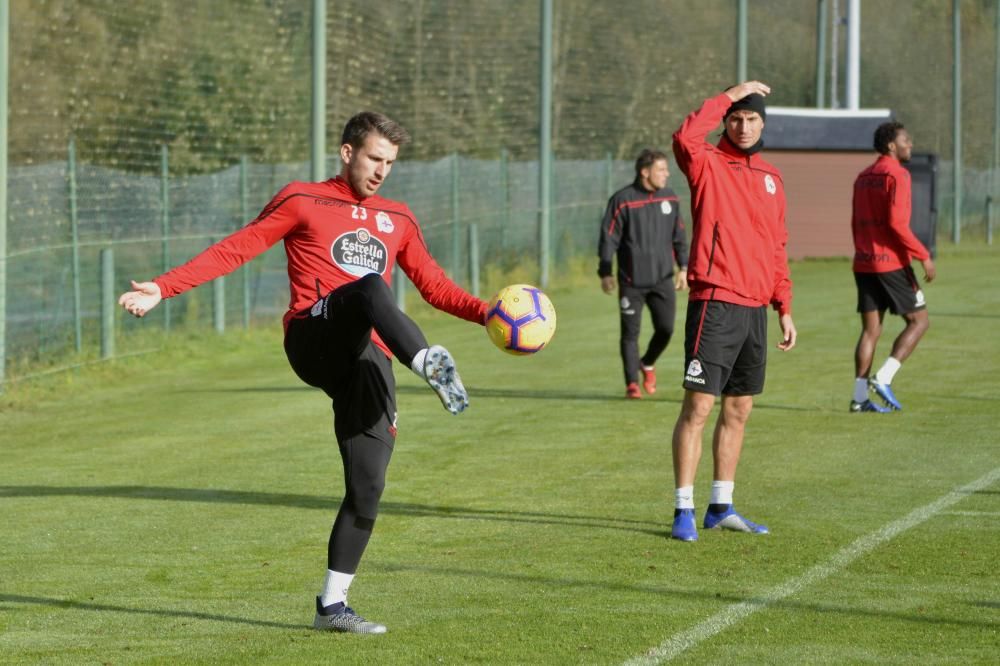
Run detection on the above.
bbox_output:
[845,0,860,110]
[0,0,8,390]
[311,0,326,182]
[953,0,962,244]
[993,0,999,245]
[816,0,828,108]
[736,0,747,82]
[538,0,552,289]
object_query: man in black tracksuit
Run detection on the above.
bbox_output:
[598,148,689,399]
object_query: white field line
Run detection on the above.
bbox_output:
[623,467,1000,666]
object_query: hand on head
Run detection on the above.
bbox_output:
[725,81,771,102]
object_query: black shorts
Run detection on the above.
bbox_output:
[855,267,926,315]
[284,314,398,446]
[683,300,767,397]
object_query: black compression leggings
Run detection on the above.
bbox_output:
[328,433,393,574]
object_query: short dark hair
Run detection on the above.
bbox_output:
[634,148,668,177]
[341,111,411,149]
[874,121,905,155]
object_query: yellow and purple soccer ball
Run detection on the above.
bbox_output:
[485,284,556,355]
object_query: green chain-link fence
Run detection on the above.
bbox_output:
[2,0,997,385]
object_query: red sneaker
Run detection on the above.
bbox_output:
[626,382,642,399]
[641,365,657,394]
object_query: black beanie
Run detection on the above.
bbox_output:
[725,93,766,122]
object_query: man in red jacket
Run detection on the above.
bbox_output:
[850,121,935,413]
[119,112,488,634]
[669,81,797,542]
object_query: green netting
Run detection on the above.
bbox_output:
[3,0,998,381]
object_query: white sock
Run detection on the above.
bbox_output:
[710,480,734,506]
[853,378,870,402]
[874,357,901,385]
[675,486,694,510]
[320,569,354,608]
[409,348,428,377]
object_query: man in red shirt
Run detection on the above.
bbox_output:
[850,121,936,413]
[119,112,488,634]
[669,81,797,542]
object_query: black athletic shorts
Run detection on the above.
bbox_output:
[284,315,398,446]
[854,267,926,315]
[682,300,767,397]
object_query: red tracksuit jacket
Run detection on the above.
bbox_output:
[672,93,793,317]
[851,154,930,273]
[154,176,487,356]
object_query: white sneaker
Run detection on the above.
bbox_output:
[424,344,468,415]
[313,597,387,634]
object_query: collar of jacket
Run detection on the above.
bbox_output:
[717,133,764,160]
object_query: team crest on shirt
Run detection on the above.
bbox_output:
[764,174,777,195]
[331,228,388,276]
[661,201,673,215]
[375,211,394,233]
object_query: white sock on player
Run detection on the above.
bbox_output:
[320,569,354,608]
[409,348,428,377]
[874,357,901,385]
[675,486,694,510]
[710,480,734,506]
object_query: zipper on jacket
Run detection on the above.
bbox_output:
[706,222,720,275]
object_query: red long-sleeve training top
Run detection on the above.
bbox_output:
[154,176,488,357]
[672,93,793,316]
[851,154,930,273]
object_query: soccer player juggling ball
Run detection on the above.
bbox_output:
[668,81,797,542]
[119,112,488,634]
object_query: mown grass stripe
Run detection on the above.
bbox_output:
[624,466,1000,665]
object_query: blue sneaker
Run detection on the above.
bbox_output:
[703,506,769,534]
[869,379,902,411]
[849,399,891,413]
[671,509,698,541]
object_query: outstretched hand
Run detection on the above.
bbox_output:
[118,280,162,318]
[724,80,771,102]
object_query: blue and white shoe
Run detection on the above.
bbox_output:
[868,379,902,411]
[703,506,769,534]
[849,399,891,413]
[424,345,469,415]
[313,597,387,634]
[671,509,698,542]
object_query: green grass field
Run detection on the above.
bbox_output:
[2,250,999,664]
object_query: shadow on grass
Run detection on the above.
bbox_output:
[0,594,301,629]
[371,562,1000,631]
[0,485,666,538]
[187,384,811,411]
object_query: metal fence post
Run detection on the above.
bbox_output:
[987,196,993,245]
[393,264,406,313]
[100,248,115,359]
[213,276,225,333]
[952,0,962,244]
[500,147,509,249]
[240,154,251,329]
[69,138,82,353]
[469,223,480,298]
[451,152,460,280]
[161,144,172,330]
